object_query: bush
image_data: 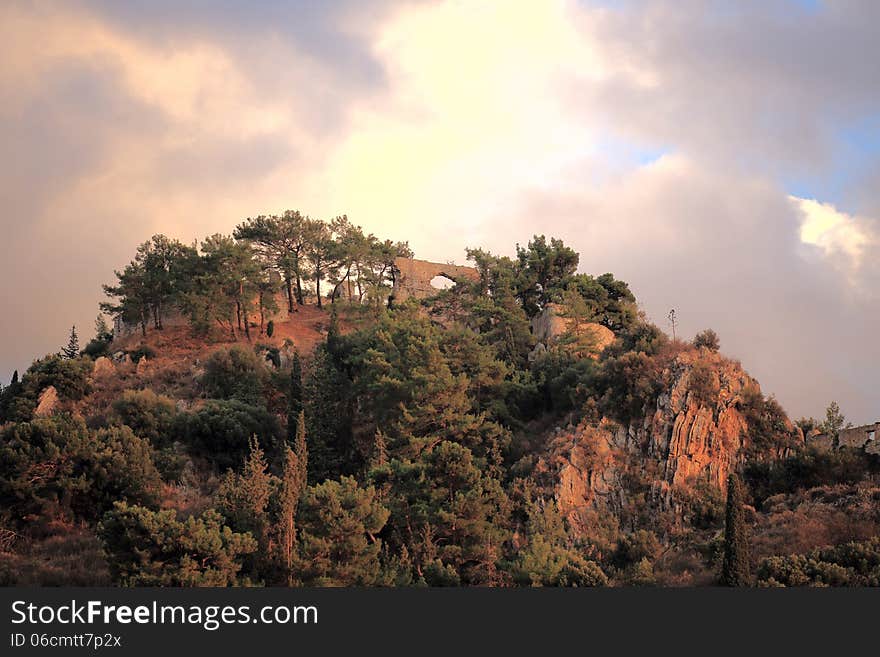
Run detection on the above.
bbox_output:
[26,354,93,401]
[530,349,597,414]
[688,360,720,408]
[266,320,275,337]
[99,502,257,586]
[613,530,661,570]
[83,336,112,359]
[0,416,162,524]
[201,346,267,404]
[111,389,178,446]
[174,399,282,469]
[757,537,880,586]
[127,344,156,364]
[745,446,877,506]
[693,329,720,352]
[596,352,664,424]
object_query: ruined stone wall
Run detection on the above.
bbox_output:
[808,422,880,454]
[391,257,479,303]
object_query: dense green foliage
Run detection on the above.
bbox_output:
[99,502,258,586]
[720,474,751,586]
[0,416,161,523]
[758,537,880,587]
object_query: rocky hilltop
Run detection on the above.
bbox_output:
[534,348,802,538]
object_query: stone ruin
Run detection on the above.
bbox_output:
[390,257,479,304]
[112,256,480,336]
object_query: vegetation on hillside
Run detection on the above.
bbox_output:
[1,211,877,587]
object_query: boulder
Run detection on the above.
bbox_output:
[530,303,615,359]
[34,386,59,417]
[93,356,115,378]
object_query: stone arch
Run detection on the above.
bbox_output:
[391,257,479,303]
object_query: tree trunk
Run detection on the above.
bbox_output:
[243,309,251,342]
[284,275,295,313]
[295,270,304,306]
[315,270,322,308]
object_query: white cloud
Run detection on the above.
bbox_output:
[794,196,874,271]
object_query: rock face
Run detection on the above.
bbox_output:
[647,350,752,491]
[530,303,615,359]
[34,386,59,417]
[534,350,789,537]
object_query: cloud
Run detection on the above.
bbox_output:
[501,153,879,423]
[795,197,874,270]
[0,0,877,424]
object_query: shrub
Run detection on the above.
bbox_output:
[201,346,266,404]
[111,389,178,446]
[266,320,275,337]
[596,352,664,424]
[26,354,93,401]
[0,416,162,524]
[613,530,661,570]
[744,446,877,506]
[693,329,720,352]
[83,336,112,359]
[688,360,720,408]
[99,502,257,586]
[757,537,880,587]
[127,344,156,364]
[174,400,282,469]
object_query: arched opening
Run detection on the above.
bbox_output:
[429,274,456,290]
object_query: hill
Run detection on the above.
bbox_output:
[1,218,878,587]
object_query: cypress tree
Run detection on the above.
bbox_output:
[278,445,303,585]
[720,473,751,586]
[62,325,80,359]
[287,351,303,443]
[294,410,308,489]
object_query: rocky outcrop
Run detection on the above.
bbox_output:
[534,349,793,536]
[93,356,115,378]
[530,303,615,359]
[646,350,752,491]
[34,386,59,417]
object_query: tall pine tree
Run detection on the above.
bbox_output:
[720,473,751,586]
[61,326,80,359]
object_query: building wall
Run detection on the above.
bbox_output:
[391,257,480,303]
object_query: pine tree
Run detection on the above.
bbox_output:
[720,473,751,586]
[215,437,274,554]
[95,314,111,341]
[62,325,80,359]
[287,352,303,443]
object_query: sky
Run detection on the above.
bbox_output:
[0,0,877,424]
